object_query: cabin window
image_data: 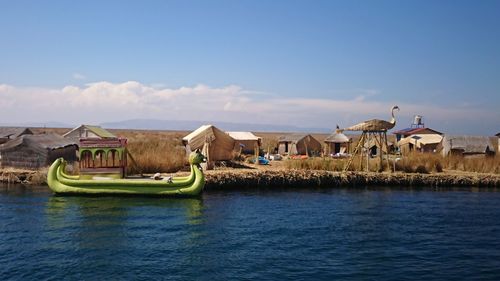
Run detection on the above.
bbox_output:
[81,150,93,168]
[107,149,119,167]
[95,150,106,168]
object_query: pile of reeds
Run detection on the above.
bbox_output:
[0,167,47,185]
[204,169,500,190]
[442,154,500,174]
[395,153,500,174]
[284,156,392,172]
[284,153,499,174]
[394,152,443,173]
[126,136,187,173]
[284,157,346,171]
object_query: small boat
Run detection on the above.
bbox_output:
[47,151,206,196]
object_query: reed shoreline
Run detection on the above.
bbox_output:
[2,167,499,188]
[203,169,500,189]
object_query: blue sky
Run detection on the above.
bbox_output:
[1,0,499,134]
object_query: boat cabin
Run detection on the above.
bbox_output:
[78,138,128,179]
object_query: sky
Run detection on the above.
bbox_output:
[0,0,499,134]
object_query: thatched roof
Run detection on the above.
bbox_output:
[183,125,219,146]
[441,135,495,154]
[0,127,33,139]
[0,133,77,151]
[182,125,235,161]
[278,133,312,143]
[227,131,261,141]
[63,125,116,138]
[324,132,349,143]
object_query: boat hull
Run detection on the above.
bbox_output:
[47,158,204,196]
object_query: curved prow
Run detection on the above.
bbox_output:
[47,158,63,186]
[390,105,400,126]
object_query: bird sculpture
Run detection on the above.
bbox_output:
[343,105,400,132]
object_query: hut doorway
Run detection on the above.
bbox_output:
[334,143,341,154]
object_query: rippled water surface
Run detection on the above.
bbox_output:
[1,185,500,280]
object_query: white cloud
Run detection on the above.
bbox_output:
[72,73,86,80]
[0,81,497,134]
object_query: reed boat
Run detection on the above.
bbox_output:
[47,151,206,196]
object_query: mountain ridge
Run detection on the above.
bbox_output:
[100,119,332,133]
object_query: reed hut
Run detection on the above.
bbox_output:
[440,135,495,157]
[277,134,322,156]
[63,125,116,141]
[364,137,395,156]
[182,125,235,168]
[324,131,350,155]
[227,131,262,155]
[496,133,500,153]
[0,127,33,144]
[398,134,443,154]
[0,134,77,168]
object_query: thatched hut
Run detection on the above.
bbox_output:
[0,134,77,168]
[398,134,443,154]
[324,131,350,155]
[364,138,395,156]
[277,134,322,156]
[227,131,262,155]
[496,132,500,153]
[63,125,116,141]
[440,135,495,157]
[182,125,235,167]
[0,127,33,144]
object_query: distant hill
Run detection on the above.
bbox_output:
[1,119,332,133]
[100,119,332,133]
[0,121,74,129]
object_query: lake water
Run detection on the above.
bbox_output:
[1,185,500,280]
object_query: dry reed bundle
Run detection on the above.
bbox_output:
[204,169,500,189]
[126,137,187,173]
[284,152,499,175]
[0,167,47,185]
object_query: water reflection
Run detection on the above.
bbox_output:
[45,195,204,228]
[43,195,206,276]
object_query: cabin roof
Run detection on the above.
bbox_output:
[398,134,443,146]
[63,125,116,138]
[392,127,442,136]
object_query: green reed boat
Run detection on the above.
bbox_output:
[47,151,206,196]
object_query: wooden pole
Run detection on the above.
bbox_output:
[366,132,370,172]
[377,132,383,171]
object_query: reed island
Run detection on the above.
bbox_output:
[1,124,499,189]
